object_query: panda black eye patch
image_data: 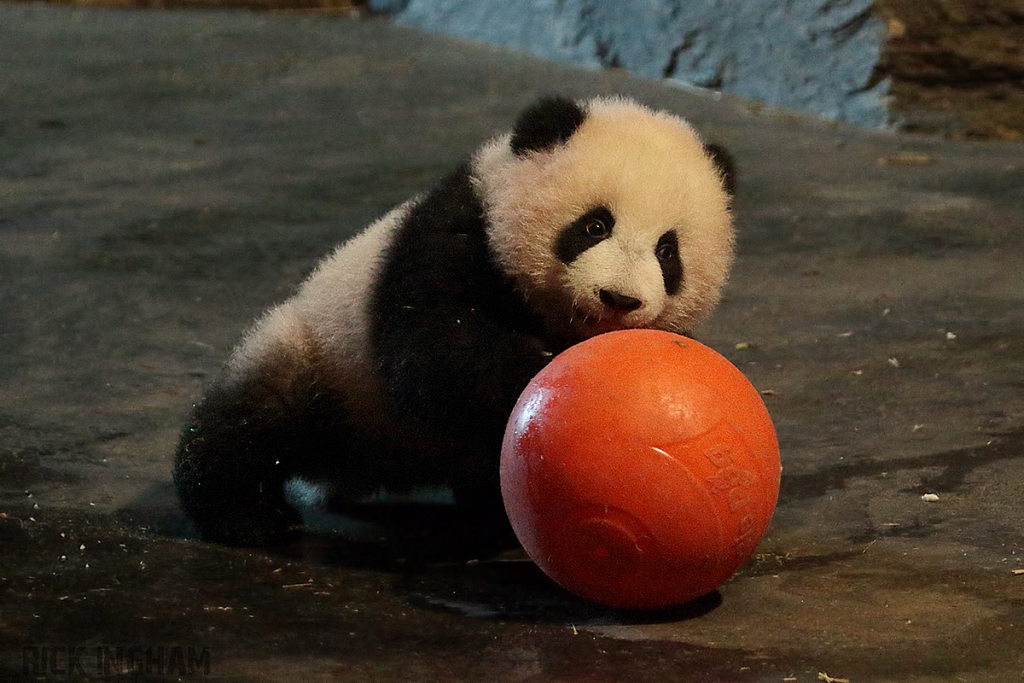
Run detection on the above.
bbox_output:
[555,206,615,264]
[656,230,683,295]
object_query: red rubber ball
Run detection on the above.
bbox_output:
[500,329,781,610]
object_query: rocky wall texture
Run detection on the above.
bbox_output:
[876,0,1024,139]
[390,0,891,128]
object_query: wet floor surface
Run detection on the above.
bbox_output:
[2,4,1024,681]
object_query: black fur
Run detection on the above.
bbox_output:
[173,351,444,546]
[554,206,615,264]
[509,96,587,157]
[704,143,737,196]
[370,165,555,449]
[173,368,334,546]
[656,230,683,295]
[555,208,683,298]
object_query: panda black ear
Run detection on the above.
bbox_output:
[704,143,737,196]
[510,96,587,157]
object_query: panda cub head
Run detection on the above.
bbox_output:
[475,96,735,343]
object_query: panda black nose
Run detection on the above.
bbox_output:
[599,289,643,313]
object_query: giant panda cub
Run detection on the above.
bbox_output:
[174,95,737,546]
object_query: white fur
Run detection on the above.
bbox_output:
[475,96,734,340]
[567,235,667,328]
[228,203,414,442]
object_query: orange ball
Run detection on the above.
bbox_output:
[500,329,780,609]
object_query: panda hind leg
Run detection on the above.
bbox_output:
[173,367,312,546]
[173,337,358,547]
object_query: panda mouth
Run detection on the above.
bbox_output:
[566,288,658,338]
[573,305,650,336]
[590,318,631,334]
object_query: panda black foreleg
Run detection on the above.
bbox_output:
[377,310,550,446]
[173,371,311,546]
[407,318,552,520]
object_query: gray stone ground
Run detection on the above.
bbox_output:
[2,4,1024,682]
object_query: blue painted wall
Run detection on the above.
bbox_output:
[382,0,890,128]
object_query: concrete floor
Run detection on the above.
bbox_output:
[2,4,1024,681]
